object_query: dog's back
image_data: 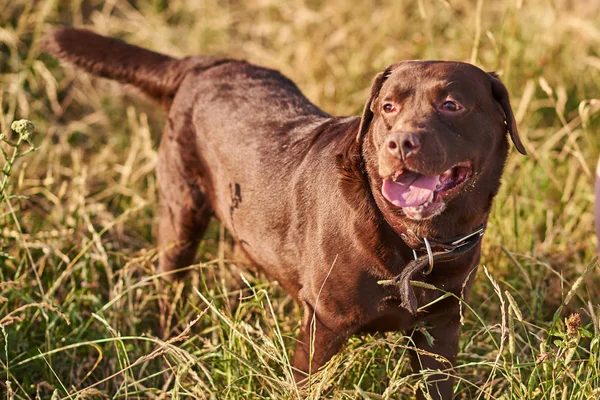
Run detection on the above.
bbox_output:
[42,27,347,281]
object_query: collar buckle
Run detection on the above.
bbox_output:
[450,226,485,247]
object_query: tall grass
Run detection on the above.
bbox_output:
[1,0,599,398]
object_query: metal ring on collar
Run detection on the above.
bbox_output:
[423,237,434,274]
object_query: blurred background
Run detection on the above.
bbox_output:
[1,0,600,398]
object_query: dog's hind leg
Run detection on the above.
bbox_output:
[156,124,212,281]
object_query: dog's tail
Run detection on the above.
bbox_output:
[42,28,201,109]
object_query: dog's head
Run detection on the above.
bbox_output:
[358,61,525,237]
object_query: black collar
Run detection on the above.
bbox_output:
[381,225,486,315]
[403,225,485,272]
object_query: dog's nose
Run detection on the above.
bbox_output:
[386,132,421,159]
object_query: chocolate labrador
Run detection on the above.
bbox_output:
[43,27,526,399]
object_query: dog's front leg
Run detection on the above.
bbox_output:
[291,301,351,382]
[410,306,461,400]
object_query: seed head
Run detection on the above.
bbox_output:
[566,313,581,338]
[535,352,554,365]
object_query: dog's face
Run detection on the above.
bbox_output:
[359,61,525,234]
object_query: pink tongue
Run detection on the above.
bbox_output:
[382,172,439,208]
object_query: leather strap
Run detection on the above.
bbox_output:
[391,225,485,315]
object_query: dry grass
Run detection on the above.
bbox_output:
[1,0,600,398]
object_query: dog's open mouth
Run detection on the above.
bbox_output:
[381,162,472,219]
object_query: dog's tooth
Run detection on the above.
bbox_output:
[440,169,453,183]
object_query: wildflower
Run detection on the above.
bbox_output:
[10,119,35,141]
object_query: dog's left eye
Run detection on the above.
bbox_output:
[440,101,462,112]
[382,103,396,113]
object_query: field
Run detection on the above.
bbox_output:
[1,0,600,398]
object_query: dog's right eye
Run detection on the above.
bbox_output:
[382,103,396,113]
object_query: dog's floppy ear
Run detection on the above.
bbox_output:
[356,65,395,143]
[489,72,527,155]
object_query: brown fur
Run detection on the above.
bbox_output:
[43,28,525,399]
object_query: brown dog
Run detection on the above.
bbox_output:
[43,28,526,399]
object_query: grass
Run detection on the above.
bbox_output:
[1,0,600,398]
